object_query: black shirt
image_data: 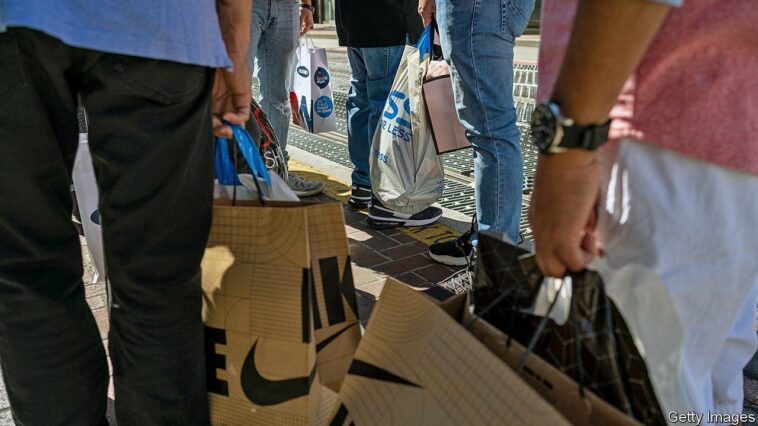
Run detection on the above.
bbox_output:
[336,0,424,48]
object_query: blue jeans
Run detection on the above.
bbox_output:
[346,46,404,188]
[248,0,300,159]
[437,0,534,243]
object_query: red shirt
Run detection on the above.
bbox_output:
[537,0,758,175]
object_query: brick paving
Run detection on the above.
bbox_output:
[312,193,462,325]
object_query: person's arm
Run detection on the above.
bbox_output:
[529,0,674,278]
[418,0,435,27]
[212,0,254,138]
[300,1,315,36]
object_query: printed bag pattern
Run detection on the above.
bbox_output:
[472,232,665,425]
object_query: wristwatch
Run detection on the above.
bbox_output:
[530,101,611,154]
[300,3,314,12]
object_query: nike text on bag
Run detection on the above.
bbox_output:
[370,26,445,215]
[329,279,570,425]
[293,41,337,134]
[202,199,361,425]
[72,132,106,282]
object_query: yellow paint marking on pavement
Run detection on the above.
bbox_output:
[289,160,461,246]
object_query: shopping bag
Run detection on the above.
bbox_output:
[229,98,289,182]
[472,232,666,425]
[463,307,641,426]
[292,40,337,134]
[330,278,570,425]
[370,26,445,215]
[203,131,360,424]
[423,62,471,154]
[215,124,299,202]
[72,132,106,283]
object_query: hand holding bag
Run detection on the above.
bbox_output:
[472,232,666,425]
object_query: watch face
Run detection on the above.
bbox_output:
[530,103,557,151]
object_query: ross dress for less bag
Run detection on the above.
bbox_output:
[204,130,361,424]
[369,26,445,215]
[293,41,337,134]
[330,279,570,426]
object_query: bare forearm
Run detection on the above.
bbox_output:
[551,0,671,125]
[217,0,253,66]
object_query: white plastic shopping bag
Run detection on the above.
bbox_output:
[72,133,106,283]
[369,26,445,215]
[292,40,337,134]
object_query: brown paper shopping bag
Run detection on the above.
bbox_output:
[330,279,570,426]
[202,200,360,425]
[463,310,641,426]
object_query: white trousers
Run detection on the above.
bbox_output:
[591,140,758,425]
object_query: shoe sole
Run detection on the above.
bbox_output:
[292,186,324,197]
[366,212,442,229]
[428,251,469,267]
[348,199,370,210]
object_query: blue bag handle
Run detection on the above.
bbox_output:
[214,123,272,188]
[230,123,272,187]
[214,136,240,186]
[416,25,433,60]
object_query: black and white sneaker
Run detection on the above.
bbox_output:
[348,184,372,209]
[367,201,442,229]
[428,229,474,266]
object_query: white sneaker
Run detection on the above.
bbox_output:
[287,174,324,197]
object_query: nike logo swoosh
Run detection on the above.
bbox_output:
[316,323,357,353]
[348,359,421,388]
[241,340,316,406]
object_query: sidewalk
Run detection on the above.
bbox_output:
[284,156,469,323]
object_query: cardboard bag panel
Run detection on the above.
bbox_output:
[202,201,359,425]
[463,311,641,426]
[305,203,362,392]
[330,279,569,426]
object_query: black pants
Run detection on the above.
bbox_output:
[0,29,214,425]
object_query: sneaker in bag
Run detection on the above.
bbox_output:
[287,174,324,197]
[367,200,442,229]
[428,229,474,266]
[348,184,372,209]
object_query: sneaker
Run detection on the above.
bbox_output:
[437,267,474,295]
[428,229,474,266]
[367,201,442,229]
[287,174,324,197]
[348,184,372,209]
